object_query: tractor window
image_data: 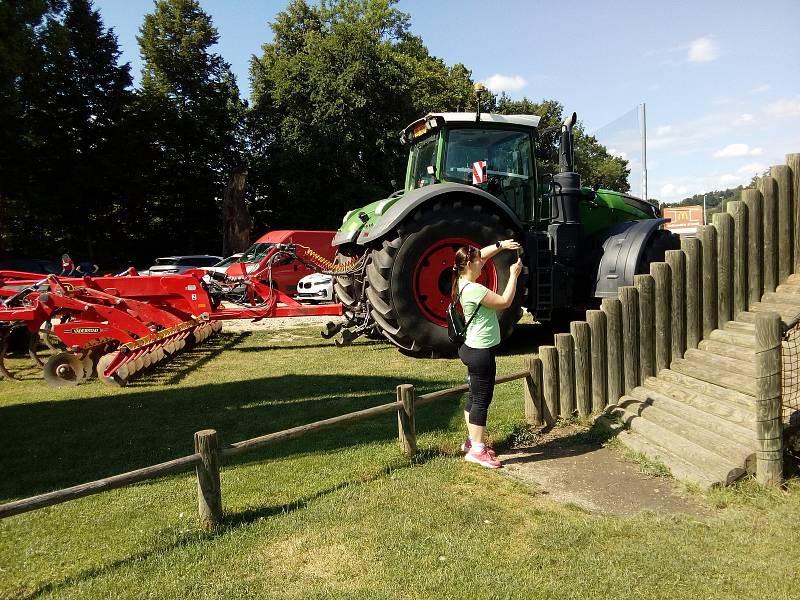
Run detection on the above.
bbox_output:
[409,134,439,189]
[444,128,535,220]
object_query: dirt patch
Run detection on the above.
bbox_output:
[221,315,336,333]
[497,425,710,518]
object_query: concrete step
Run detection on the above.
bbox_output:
[616,430,719,489]
[657,369,755,411]
[697,339,754,363]
[670,357,756,396]
[683,348,756,377]
[639,376,757,436]
[610,399,746,486]
[623,391,756,464]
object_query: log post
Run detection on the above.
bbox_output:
[523,355,543,426]
[681,237,702,349]
[570,321,591,417]
[759,176,779,293]
[619,286,640,393]
[713,212,734,325]
[773,164,793,282]
[788,153,800,273]
[586,309,608,412]
[555,333,576,418]
[665,250,686,359]
[727,201,749,317]
[540,345,559,425]
[651,262,672,373]
[698,225,718,337]
[601,297,623,406]
[634,274,655,382]
[194,429,222,530]
[743,189,764,306]
[397,384,417,458]
[754,313,783,486]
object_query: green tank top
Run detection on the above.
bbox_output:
[459,281,501,349]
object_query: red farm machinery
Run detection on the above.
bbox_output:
[0,243,361,387]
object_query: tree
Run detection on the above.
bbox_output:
[136,0,245,257]
[1,0,132,263]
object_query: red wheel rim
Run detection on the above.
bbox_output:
[411,237,498,326]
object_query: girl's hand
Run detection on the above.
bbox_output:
[510,258,522,278]
[500,239,521,251]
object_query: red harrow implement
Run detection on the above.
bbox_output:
[0,244,361,387]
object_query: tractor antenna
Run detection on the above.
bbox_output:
[473,83,487,122]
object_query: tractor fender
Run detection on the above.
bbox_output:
[593,218,669,298]
[354,183,523,246]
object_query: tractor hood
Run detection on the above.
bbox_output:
[333,196,398,246]
[594,189,660,220]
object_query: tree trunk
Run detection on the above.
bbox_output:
[222,171,251,256]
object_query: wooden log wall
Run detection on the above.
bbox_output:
[531,152,799,486]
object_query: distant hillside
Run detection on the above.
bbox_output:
[659,177,761,217]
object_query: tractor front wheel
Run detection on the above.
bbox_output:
[365,200,525,356]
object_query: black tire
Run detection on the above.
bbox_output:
[333,243,366,310]
[365,198,526,357]
[637,229,681,273]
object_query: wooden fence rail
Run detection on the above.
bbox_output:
[0,367,532,526]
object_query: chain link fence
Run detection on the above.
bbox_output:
[781,316,800,427]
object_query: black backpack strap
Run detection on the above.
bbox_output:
[458,282,481,332]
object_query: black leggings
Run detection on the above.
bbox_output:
[458,344,497,427]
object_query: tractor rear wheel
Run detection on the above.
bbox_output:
[365,199,525,356]
[637,229,681,273]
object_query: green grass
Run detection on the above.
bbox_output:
[1,322,799,599]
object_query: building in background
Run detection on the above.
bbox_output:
[663,205,704,236]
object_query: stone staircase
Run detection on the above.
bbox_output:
[611,274,800,488]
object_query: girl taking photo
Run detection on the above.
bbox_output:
[452,240,522,469]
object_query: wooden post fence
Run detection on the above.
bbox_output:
[397,384,417,458]
[743,189,764,307]
[586,309,607,412]
[555,333,576,418]
[665,249,686,360]
[759,176,778,293]
[727,200,748,317]
[773,164,793,283]
[602,297,623,404]
[754,313,783,486]
[524,355,543,426]
[619,286,640,394]
[698,225,718,337]
[788,153,800,273]
[635,274,656,382]
[651,262,672,373]
[540,345,559,425]
[195,429,222,530]
[713,212,734,325]
[570,321,591,417]
[681,236,702,349]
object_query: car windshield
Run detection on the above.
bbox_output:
[408,134,439,189]
[154,258,180,266]
[215,255,240,268]
[444,128,533,185]
[240,243,275,263]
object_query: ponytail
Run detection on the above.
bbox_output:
[451,246,478,301]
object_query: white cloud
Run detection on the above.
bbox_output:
[687,36,719,62]
[737,162,765,175]
[734,113,753,126]
[660,183,688,198]
[749,84,771,94]
[608,148,628,159]
[764,97,800,118]
[483,74,527,93]
[656,125,673,136]
[719,174,739,185]
[713,143,763,158]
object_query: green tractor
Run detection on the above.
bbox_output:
[330,95,678,355]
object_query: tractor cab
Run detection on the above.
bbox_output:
[402,113,541,225]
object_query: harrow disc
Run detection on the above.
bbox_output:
[82,354,95,378]
[43,352,85,387]
[97,352,127,387]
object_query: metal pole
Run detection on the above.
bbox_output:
[640,103,648,201]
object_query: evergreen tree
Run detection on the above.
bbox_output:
[136,0,245,257]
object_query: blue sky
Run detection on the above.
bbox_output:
[94,0,799,203]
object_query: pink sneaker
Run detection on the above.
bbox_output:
[465,447,502,469]
[461,437,497,457]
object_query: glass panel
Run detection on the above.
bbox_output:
[444,128,535,220]
[240,243,275,263]
[155,258,179,266]
[409,134,438,189]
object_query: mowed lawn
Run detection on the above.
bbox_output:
[1,322,798,599]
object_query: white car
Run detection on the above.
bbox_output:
[295,273,334,302]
